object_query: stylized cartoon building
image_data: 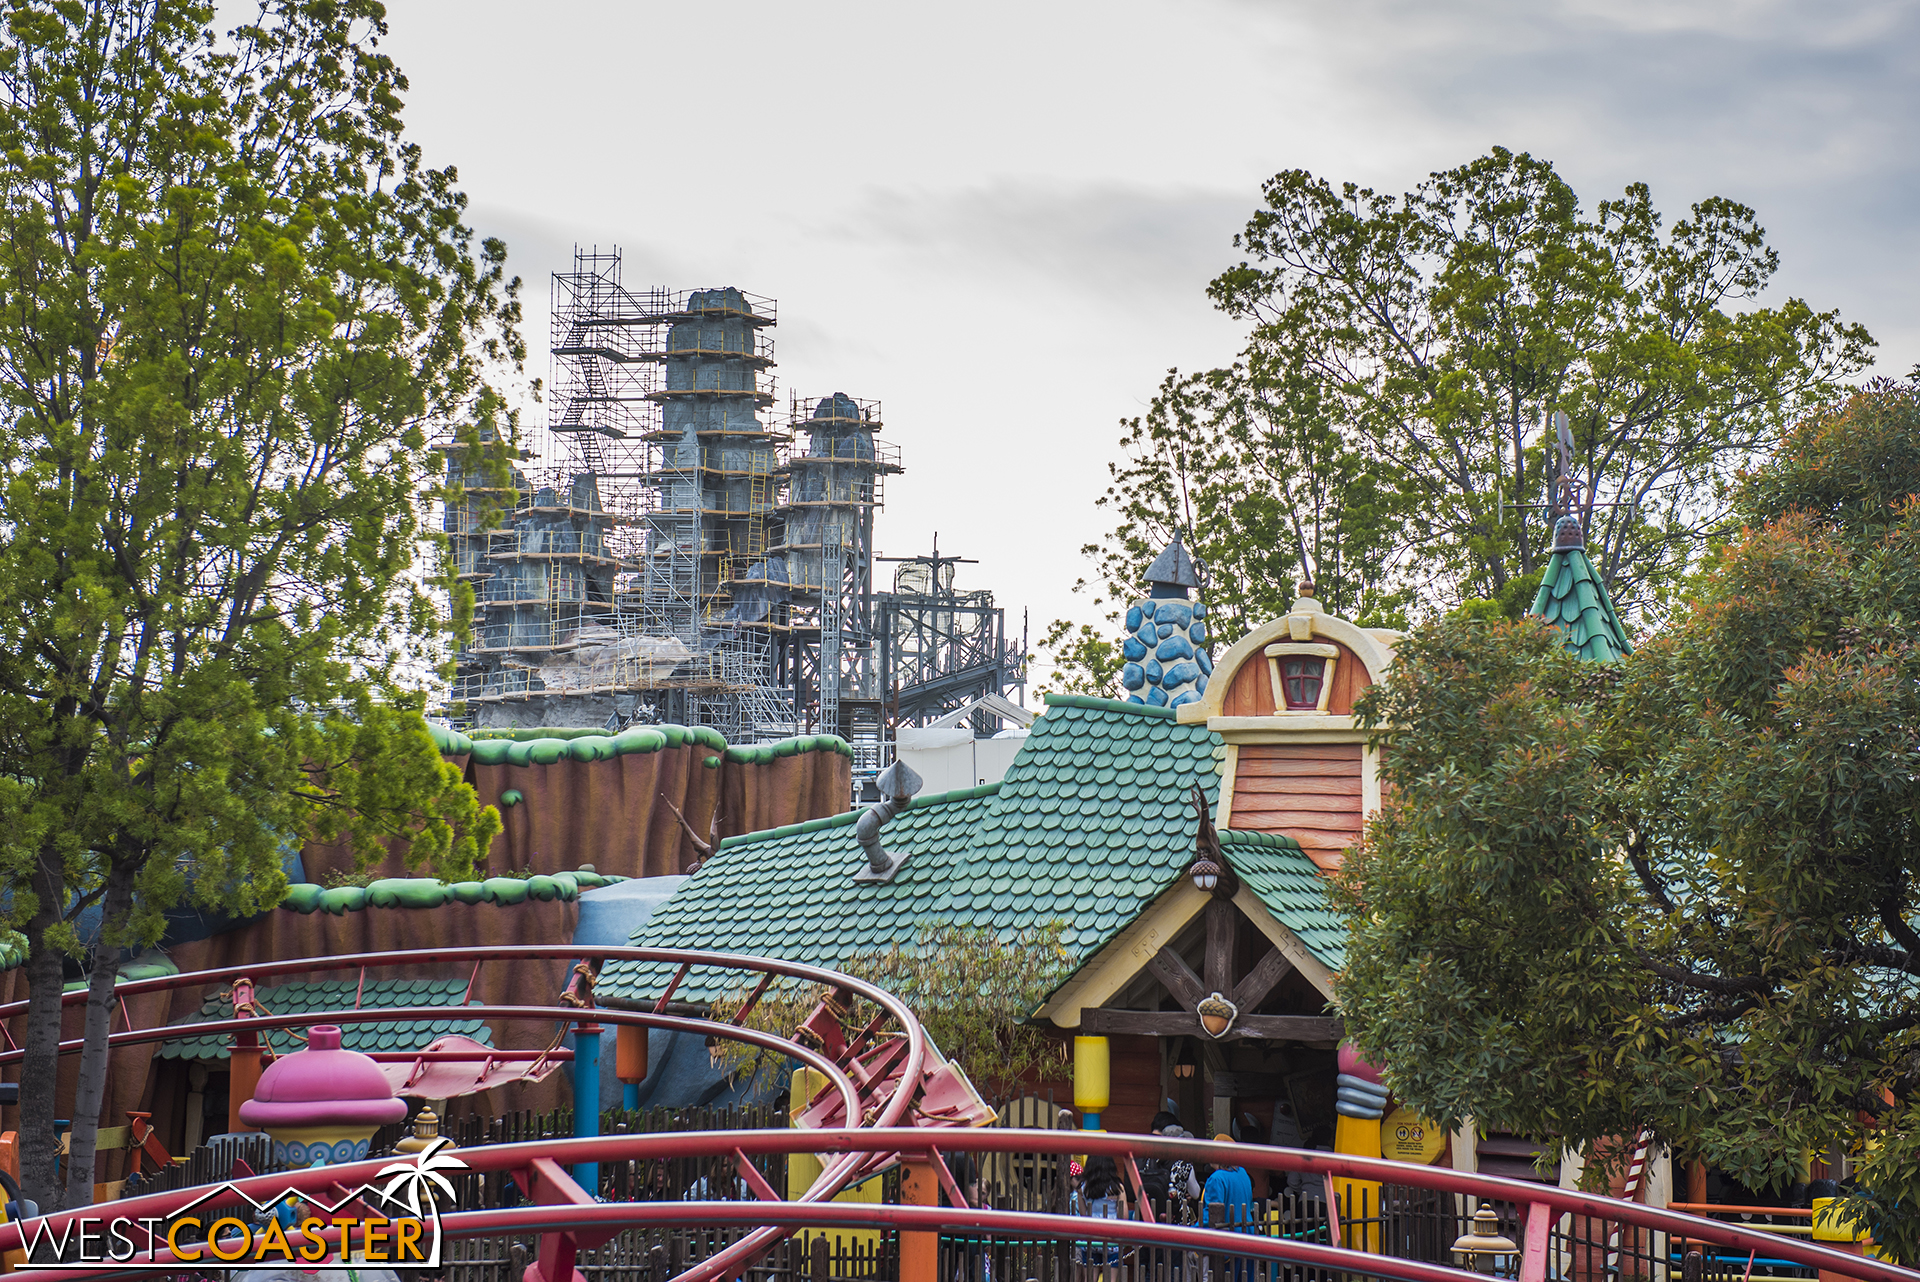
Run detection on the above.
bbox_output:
[601,550,1385,1161]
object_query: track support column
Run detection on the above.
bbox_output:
[572,1020,601,1193]
[514,1156,616,1282]
[901,1154,939,1282]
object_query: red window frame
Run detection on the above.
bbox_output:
[1280,656,1326,710]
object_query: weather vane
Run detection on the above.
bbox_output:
[1500,410,1623,534]
[1551,411,1580,520]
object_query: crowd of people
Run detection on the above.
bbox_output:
[1059,1109,1281,1277]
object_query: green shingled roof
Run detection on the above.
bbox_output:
[1529,544,1632,661]
[159,978,489,1060]
[602,784,1004,1003]
[932,697,1224,952]
[598,693,1344,1007]
[1220,831,1347,969]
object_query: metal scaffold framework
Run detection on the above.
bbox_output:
[444,248,795,738]
[441,246,1025,765]
[754,392,901,768]
[878,540,1027,737]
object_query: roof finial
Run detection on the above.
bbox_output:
[1143,533,1201,599]
[1528,411,1630,661]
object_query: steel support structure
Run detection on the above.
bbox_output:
[5,1127,1915,1282]
[7,946,1906,1282]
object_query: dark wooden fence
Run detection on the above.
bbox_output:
[114,1091,1752,1282]
[121,1132,276,1199]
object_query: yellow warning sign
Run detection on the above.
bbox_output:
[1381,1105,1446,1165]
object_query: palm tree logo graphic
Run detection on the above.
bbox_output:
[376,1139,468,1217]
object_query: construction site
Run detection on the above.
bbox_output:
[442,248,1026,782]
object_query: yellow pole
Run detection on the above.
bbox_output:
[1073,1035,1110,1130]
[788,1068,879,1253]
[1333,1114,1384,1253]
[1333,1045,1389,1254]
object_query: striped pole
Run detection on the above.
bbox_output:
[1606,1129,1655,1275]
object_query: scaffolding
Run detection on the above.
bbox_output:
[439,248,795,734]
[440,246,1022,758]
[879,544,1027,736]
[754,392,903,765]
[443,460,625,712]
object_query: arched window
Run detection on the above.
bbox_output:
[1264,642,1340,713]
[1280,656,1326,710]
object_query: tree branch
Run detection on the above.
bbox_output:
[1663,995,1760,1029]
[1634,950,1769,995]
[1879,896,1920,961]
[1626,833,1676,914]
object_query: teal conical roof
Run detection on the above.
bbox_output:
[1529,517,1631,661]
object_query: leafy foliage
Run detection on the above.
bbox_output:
[1086,365,1417,642]
[1058,148,1872,689]
[844,922,1073,1091]
[1334,383,1920,1251]
[0,0,511,1206]
[1033,619,1124,701]
[712,922,1073,1094]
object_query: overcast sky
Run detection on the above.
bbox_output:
[375,0,1920,674]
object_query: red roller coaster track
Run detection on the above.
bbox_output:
[0,947,1910,1282]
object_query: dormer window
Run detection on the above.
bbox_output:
[1280,656,1325,709]
[1264,641,1340,713]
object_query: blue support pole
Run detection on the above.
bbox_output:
[572,1022,601,1194]
[1082,1112,1102,1130]
[622,1082,639,1109]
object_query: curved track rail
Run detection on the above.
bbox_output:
[3,1130,1915,1282]
[0,945,933,1279]
[4,949,1915,1282]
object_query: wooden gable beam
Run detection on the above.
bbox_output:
[1230,945,1296,1011]
[1231,886,1337,998]
[1080,1008,1342,1042]
[1204,897,1235,992]
[1144,947,1206,1011]
[1036,877,1340,1027]
[1135,887,1302,1005]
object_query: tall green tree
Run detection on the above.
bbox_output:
[1057,147,1874,686]
[0,0,509,1207]
[1334,382,1920,1255]
[1042,361,1413,696]
[1099,364,1414,636]
[1031,618,1124,701]
[1218,147,1871,614]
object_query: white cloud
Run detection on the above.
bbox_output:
[377,0,1919,646]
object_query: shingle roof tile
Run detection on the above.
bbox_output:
[1529,544,1631,662]
[160,978,488,1060]
[597,695,1346,1006]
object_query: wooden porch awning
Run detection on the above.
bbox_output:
[1080,1009,1342,1041]
[1082,898,1342,1043]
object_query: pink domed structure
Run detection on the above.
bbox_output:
[238,1024,408,1166]
[1337,1041,1386,1086]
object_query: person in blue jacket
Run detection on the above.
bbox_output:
[1201,1133,1254,1228]
[1202,1133,1257,1281]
